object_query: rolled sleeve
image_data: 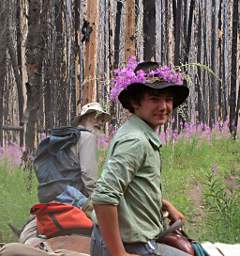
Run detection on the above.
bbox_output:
[92,137,146,205]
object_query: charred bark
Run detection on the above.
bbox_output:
[229,0,239,138]
[209,0,220,127]
[25,0,44,152]
[0,1,8,145]
[173,0,182,65]
[222,0,228,122]
[114,1,123,68]
[125,0,136,61]
[183,0,195,63]
[143,0,156,61]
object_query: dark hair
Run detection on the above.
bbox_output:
[122,84,175,113]
[121,84,146,113]
[119,62,161,112]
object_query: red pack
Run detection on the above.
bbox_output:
[30,202,93,238]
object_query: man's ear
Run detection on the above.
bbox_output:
[130,99,140,111]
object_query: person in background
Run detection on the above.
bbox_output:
[71,102,111,196]
[74,102,111,139]
[3,102,111,254]
[90,58,191,256]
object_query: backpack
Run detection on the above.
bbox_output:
[30,202,93,238]
[33,126,89,203]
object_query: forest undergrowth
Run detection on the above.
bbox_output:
[0,129,239,243]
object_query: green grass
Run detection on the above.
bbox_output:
[161,136,240,243]
[0,136,239,243]
[0,161,38,242]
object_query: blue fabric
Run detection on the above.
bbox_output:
[49,127,82,153]
[56,185,88,207]
[33,126,89,203]
[192,242,211,256]
[90,225,192,256]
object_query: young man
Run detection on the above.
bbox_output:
[90,60,191,256]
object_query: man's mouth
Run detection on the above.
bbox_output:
[155,114,168,118]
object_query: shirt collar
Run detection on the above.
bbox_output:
[129,115,162,149]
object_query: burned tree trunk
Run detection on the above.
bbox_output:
[25,0,44,152]
[197,1,207,125]
[83,0,99,104]
[222,0,228,122]
[54,1,68,126]
[183,0,195,63]
[74,0,81,118]
[124,0,136,61]
[8,0,25,145]
[43,0,54,132]
[173,0,183,65]
[209,0,220,127]
[143,0,156,61]
[114,1,123,68]
[229,0,239,138]
[0,1,8,145]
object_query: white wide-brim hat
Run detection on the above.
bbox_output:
[74,102,111,124]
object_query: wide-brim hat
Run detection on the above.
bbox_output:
[74,102,111,124]
[115,60,189,109]
[119,80,189,109]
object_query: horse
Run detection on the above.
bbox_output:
[7,220,91,256]
[8,220,240,256]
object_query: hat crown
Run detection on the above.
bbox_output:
[80,102,104,116]
[76,102,110,122]
[134,61,159,73]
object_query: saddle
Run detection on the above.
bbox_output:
[158,220,210,256]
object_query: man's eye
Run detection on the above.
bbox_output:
[150,97,159,101]
[166,97,173,102]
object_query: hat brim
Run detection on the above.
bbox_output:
[119,81,189,109]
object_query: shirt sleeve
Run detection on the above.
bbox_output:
[79,131,98,196]
[92,137,146,205]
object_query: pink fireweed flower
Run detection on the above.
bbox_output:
[0,143,24,167]
[110,57,184,102]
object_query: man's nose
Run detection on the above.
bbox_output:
[158,99,167,109]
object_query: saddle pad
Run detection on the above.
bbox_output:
[47,234,91,254]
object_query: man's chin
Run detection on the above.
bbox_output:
[156,119,168,126]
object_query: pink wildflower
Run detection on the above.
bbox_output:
[110,56,184,102]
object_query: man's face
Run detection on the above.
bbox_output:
[132,90,174,129]
[85,112,107,131]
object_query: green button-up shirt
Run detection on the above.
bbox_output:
[92,115,164,243]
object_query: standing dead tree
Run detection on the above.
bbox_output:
[125,0,136,61]
[25,0,44,152]
[1,0,240,149]
[82,0,99,104]
[0,1,8,146]
[229,0,239,138]
[143,0,156,61]
[209,0,220,127]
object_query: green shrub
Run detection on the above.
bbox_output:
[0,136,239,243]
[0,162,38,242]
[202,167,240,242]
[161,136,240,242]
